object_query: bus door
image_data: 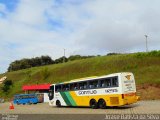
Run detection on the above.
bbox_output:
[48,85,54,101]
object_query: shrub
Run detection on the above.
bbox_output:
[2,80,13,93]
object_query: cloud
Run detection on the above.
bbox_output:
[71,0,160,54]
[0,3,7,17]
[0,0,160,73]
[0,3,6,11]
[11,0,50,26]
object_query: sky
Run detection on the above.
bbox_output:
[0,0,160,73]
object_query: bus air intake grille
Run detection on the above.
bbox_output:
[110,97,119,105]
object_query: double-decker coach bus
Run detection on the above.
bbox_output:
[48,72,139,109]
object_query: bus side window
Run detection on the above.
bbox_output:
[94,80,98,88]
[79,82,87,90]
[62,84,66,91]
[105,78,112,87]
[62,84,69,91]
[89,80,98,89]
[66,84,69,91]
[70,84,74,91]
[59,85,62,91]
[112,77,118,87]
[83,82,87,89]
[73,83,78,90]
[79,82,83,90]
[100,80,105,87]
[55,85,61,92]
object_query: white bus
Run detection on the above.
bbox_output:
[48,72,139,109]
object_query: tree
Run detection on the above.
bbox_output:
[68,55,95,61]
[41,56,54,65]
[55,56,68,64]
[107,53,121,56]
[7,55,54,72]
[2,80,13,93]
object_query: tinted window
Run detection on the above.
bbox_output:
[100,78,111,87]
[79,82,87,90]
[49,85,54,100]
[70,83,79,90]
[89,80,98,89]
[50,86,54,90]
[55,85,62,92]
[100,77,118,88]
[70,83,74,90]
[112,77,118,87]
[62,84,70,91]
[73,83,79,90]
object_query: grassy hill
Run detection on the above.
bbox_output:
[0,51,160,100]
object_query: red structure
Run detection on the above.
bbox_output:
[22,84,50,91]
[22,84,51,103]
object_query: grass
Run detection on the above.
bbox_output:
[0,51,160,99]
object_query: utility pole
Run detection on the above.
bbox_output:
[144,35,148,52]
[63,48,66,63]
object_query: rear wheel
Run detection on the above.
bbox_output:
[28,101,32,105]
[98,99,106,109]
[90,99,98,109]
[56,100,61,107]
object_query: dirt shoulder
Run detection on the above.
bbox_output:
[136,84,160,100]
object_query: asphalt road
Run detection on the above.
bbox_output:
[0,101,160,120]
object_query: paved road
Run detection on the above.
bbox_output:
[0,101,160,114]
[0,101,160,120]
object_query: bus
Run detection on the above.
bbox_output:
[48,72,139,109]
[13,94,38,105]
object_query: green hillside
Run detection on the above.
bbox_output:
[0,51,160,100]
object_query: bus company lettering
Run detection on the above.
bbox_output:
[105,89,118,93]
[78,90,97,95]
[124,80,134,83]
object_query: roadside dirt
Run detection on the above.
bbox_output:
[136,84,160,100]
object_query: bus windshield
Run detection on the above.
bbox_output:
[48,85,54,100]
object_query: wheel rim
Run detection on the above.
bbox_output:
[56,101,61,107]
[90,100,97,109]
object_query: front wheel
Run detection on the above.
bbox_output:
[90,99,98,109]
[56,100,61,107]
[27,101,31,105]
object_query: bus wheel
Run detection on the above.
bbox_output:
[98,99,106,109]
[28,101,32,105]
[90,99,98,109]
[56,100,61,107]
[16,102,20,105]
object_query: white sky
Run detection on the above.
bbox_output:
[0,0,160,73]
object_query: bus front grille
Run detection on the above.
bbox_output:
[110,97,119,105]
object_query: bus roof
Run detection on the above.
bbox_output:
[14,94,36,96]
[52,72,133,85]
